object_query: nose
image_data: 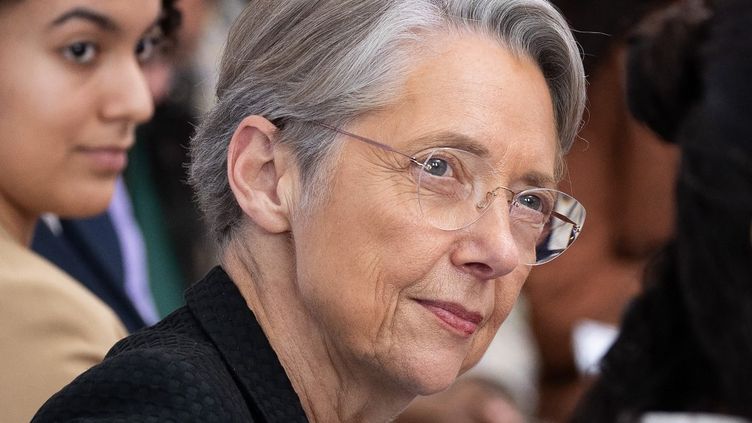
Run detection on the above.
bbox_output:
[450,200,522,280]
[100,58,154,125]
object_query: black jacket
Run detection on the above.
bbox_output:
[33,267,308,422]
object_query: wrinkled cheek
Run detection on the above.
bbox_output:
[370,281,408,346]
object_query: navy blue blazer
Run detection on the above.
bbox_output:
[33,267,308,423]
[32,213,147,332]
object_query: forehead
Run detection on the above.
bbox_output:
[1,0,160,33]
[359,31,558,184]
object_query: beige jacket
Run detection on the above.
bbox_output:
[0,224,126,423]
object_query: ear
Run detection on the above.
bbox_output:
[227,115,296,234]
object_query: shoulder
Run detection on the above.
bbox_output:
[0,239,126,340]
[0,238,127,422]
[33,309,256,423]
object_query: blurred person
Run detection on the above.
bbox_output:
[32,191,161,332]
[125,0,230,311]
[524,0,679,420]
[123,1,248,316]
[83,0,245,323]
[29,1,182,332]
[572,0,752,420]
[32,0,587,421]
[526,36,677,422]
[0,0,176,421]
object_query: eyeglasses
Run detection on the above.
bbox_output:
[312,122,586,265]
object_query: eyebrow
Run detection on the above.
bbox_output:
[409,130,557,188]
[521,171,557,189]
[408,131,492,157]
[49,7,120,32]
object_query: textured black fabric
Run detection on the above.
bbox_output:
[33,267,308,423]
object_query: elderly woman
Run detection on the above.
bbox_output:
[34,0,586,421]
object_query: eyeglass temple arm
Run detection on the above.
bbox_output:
[313,122,423,166]
[552,210,577,226]
[550,210,582,245]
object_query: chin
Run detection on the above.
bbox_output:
[392,348,467,396]
[55,183,116,218]
[410,369,461,396]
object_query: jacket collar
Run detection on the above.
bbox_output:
[185,267,308,423]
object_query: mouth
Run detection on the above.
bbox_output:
[416,299,483,337]
[77,146,130,174]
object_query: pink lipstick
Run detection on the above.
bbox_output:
[418,300,482,337]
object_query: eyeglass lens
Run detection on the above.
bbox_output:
[413,148,586,265]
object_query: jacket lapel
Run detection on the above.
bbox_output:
[32,213,147,332]
[61,214,124,288]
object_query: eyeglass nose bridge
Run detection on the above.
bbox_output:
[476,186,515,211]
[470,185,540,266]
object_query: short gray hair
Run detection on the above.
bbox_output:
[189,0,586,248]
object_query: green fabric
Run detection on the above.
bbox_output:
[125,140,184,317]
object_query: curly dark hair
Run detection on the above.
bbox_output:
[572,0,752,421]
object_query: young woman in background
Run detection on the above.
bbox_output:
[0,1,177,421]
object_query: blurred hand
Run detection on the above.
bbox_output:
[396,378,525,423]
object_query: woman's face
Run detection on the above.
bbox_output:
[290,33,558,395]
[0,0,159,223]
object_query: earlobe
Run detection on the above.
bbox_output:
[227,115,294,234]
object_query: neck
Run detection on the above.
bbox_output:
[222,235,413,423]
[0,194,36,245]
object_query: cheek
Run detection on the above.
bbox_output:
[0,138,114,217]
[295,210,425,310]
[0,57,93,168]
[2,36,93,137]
[0,111,66,212]
[0,87,110,216]
[292,176,449,340]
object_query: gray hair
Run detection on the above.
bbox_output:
[189,0,586,248]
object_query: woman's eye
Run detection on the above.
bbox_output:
[135,36,160,63]
[517,194,544,212]
[423,158,452,177]
[63,42,98,64]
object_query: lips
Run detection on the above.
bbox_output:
[77,146,130,174]
[417,299,483,337]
